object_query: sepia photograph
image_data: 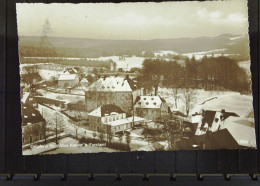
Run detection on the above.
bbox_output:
[16,1,256,155]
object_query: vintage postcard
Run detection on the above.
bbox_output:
[16,1,256,155]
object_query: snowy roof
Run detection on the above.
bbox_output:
[134,96,164,109]
[21,103,45,126]
[21,92,30,104]
[61,67,78,74]
[58,74,78,81]
[80,78,88,83]
[86,76,133,92]
[221,116,256,148]
[201,94,253,117]
[104,116,145,127]
[88,107,102,117]
[88,104,125,117]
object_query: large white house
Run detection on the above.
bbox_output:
[58,74,79,88]
[194,94,256,148]
[134,96,169,121]
[88,104,145,134]
[85,76,143,113]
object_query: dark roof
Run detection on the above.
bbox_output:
[101,104,125,117]
[21,103,45,126]
[176,129,241,150]
[124,76,139,91]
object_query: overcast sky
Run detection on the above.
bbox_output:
[16,1,248,40]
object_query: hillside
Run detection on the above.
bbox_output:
[18,34,249,59]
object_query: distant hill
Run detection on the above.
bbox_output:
[18,34,249,59]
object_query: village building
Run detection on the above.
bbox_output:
[80,77,89,87]
[177,94,256,149]
[21,92,38,108]
[85,76,143,113]
[60,66,78,74]
[21,103,46,145]
[58,74,80,88]
[88,104,146,134]
[134,96,169,121]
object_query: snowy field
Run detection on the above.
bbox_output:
[37,89,85,103]
[38,69,60,80]
[181,48,240,60]
[24,56,147,71]
[157,87,241,116]
[154,50,178,57]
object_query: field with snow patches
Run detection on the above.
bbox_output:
[181,48,240,60]
[157,87,240,116]
[37,89,85,103]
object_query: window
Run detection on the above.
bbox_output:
[23,137,25,144]
[29,136,32,143]
[39,133,42,139]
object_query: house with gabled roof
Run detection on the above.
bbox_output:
[58,74,79,88]
[85,76,143,113]
[88,104,146,134]
[178,94,256,149]
[134,96,169,121]
[21,103,46,145]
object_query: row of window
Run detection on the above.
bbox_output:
[115,123,131,131]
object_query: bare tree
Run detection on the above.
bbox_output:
[98,129,105,142]
[53,112,65,144]
[125,132,131,151]
[106,125,113,144]
[172,87,180,109]
[118,133,123,143]
[92,131,97,139]
[41,108,52,145]
[180,88,197,117]
[72,111,84,140]
[160,115,183,150]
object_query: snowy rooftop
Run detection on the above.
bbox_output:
[58,74,78,81]
[221,116,256,148]
[86,76,133,92]
[134,96,164,109]
[104,116,146,127]
[88,107,102,117]
[201,94,253,117]
[80,78,88,83]
[61,67,78,74]
[21,92,30,104]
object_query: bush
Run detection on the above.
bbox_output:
[106,142,127,151]
[78,137,105,144]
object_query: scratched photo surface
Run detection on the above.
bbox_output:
[16,1,256,155]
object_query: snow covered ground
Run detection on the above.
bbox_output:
[181,48,240,60]
[157,87,240,116]
[154,50,178,57]
[38,69,60,80]
[37,89,85,103]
